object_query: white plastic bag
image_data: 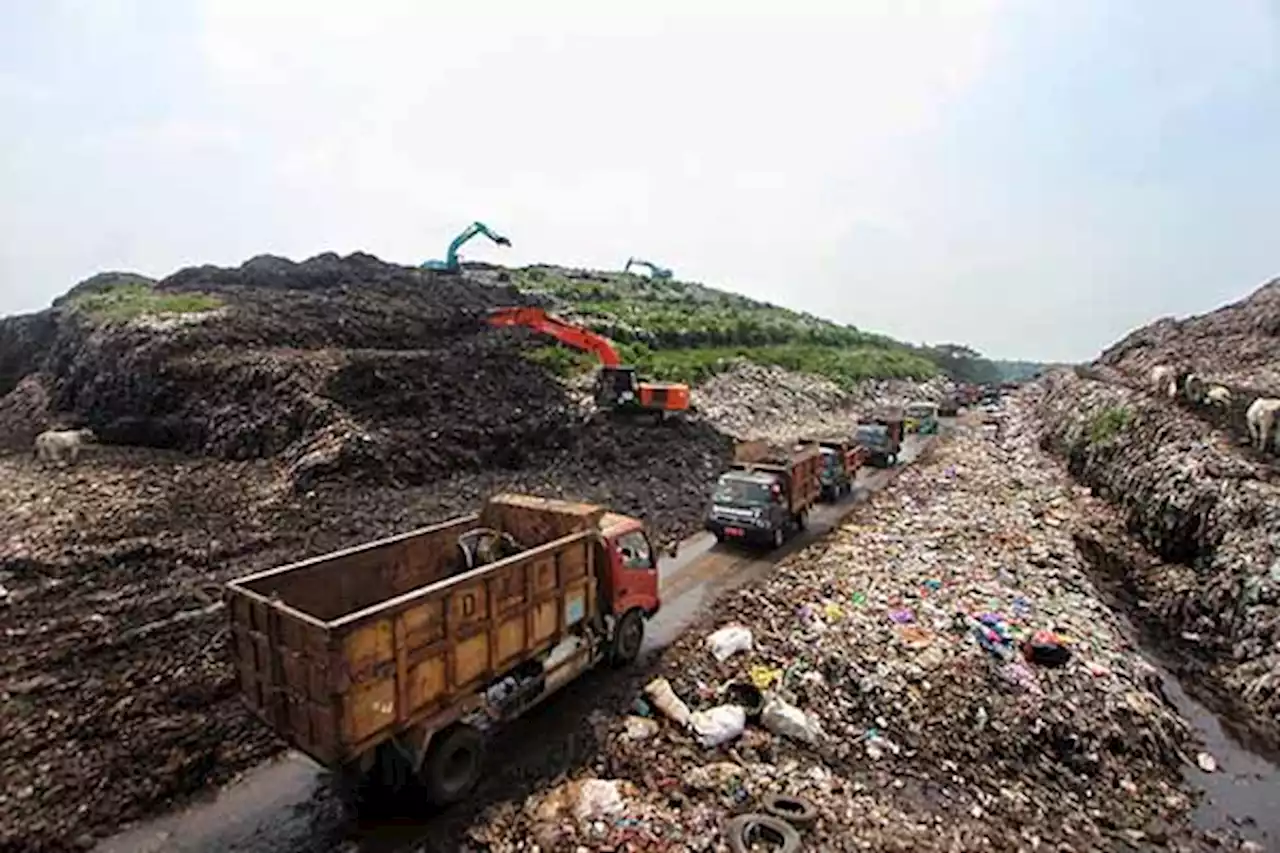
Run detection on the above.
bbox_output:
[706,625,754,662]
[689,704,746,747]
[761,697,823,745]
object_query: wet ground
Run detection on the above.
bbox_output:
[97,436,932,853]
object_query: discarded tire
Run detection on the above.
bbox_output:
[725,813,802,853]
[762,793,818,827]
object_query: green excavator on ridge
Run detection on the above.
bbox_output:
[624,258,673,280]
[421,221,511,273]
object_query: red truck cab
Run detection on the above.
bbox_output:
[596,513,661,620]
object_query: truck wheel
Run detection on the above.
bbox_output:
[421,724,484,806]
[771,528,785,549]
[610,608,645,667]
[796,510,808,531]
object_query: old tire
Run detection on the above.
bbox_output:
[762,793,819,827]
[726,813,802,853]
[771,528,785,549]
[421,724,484,806]
[610,608,645,667]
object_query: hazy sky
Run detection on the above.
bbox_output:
[3,1,1278,361]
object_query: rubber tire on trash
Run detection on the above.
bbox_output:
[610,608,645,667]
[762,793,819,827]
[725,813,802,853]
[421,724,484,806]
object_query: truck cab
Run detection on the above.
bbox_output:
[706,469,794,548]
[595,513,661,621]
[905,401,939,435]
[855,422,899,467]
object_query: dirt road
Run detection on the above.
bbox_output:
[95,433,936,853]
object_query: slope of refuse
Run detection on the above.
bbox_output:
[692,360,945,442]
[1098,277,1280,389]
[467,406,1224,852]
[1036,371,1280,751]
[0,253,737,851]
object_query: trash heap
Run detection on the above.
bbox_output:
[692,360,942,442]
[1097,276,1280,389]
[469,406,1213,851]
[1036,370,1280,748]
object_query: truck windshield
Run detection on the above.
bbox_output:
[855,426,886,446]
[820,448,840,471]
[713,476,774,507]
[906,405,935,418]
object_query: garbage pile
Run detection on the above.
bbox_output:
[469,407,1214,851]
[1036,370,1280,749]
[693,360,942,442]
[1098,276,1280,390]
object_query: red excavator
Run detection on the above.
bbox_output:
[487,306,691,418]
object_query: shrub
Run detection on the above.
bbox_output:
[1088,407,1132,444]
[70,283,223,322]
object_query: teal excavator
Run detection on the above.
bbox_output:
[421,222,511,273]
[624,258,673,280]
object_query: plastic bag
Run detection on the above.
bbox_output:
[689,704,746,747]
[706,625,753,662]
[761,697,823,745]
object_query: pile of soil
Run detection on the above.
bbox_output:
[0,253,733,850]
[1099,277,1280,389]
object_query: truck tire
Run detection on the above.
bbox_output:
[610,608,645,667]
[421,724,484,806]
[796,510,808,531]
[771,528,785,549]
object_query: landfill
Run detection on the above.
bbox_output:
[467,400,1237,851]
[691,361,945,442]
[1098,276,1280,390]
[1036,369,1280,751]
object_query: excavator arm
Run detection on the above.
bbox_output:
[624,257,673,280]
[447,222,511,268]
[486,306,621,367]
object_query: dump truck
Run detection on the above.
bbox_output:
[805,436,869,501]
[856,411,905,467]
[225,494,663,806]
[905,400,940,435]
[705,440,822,549]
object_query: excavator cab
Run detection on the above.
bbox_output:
[597,366,641,408]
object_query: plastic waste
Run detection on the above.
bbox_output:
[621,715,660,742]
[644,677,691,726]
[749,664,783,690]
[690,704,747,747]
[1023,629,1072,667]
[761,697,823,745]
[706,625,754,662]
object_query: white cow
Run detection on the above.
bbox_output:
[1149,365,1176,397]
[1205,385,1233,408]
[33,428,96,466]
[1246,398,1280,453]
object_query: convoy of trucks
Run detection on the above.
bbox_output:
[225,494,663,806]
[225,403,953,807]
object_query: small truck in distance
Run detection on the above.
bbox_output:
[225,494,663,807]
[806,436,869,501]
[856,411,905,468]
[705,440,822,549]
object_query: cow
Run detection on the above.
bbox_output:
[1245,398,1280,453]
[1205,386,1233,408]
[33,428,96,466]
[1149,365,1176,398]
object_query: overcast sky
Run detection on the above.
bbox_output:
[2,1,1278,361]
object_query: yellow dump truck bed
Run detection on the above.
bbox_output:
[225,494,605,768]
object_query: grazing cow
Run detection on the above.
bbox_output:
[1246,398,1280,453]
[34,428,97,466]
[1205,386,1233,408]
[1149,365,1176,397]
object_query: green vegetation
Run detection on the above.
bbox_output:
[1088,406,1132,444]
[512,266,937,386]
[70,283,223,322]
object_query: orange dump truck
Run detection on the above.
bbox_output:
[225,494,663,805]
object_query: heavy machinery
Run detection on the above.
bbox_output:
[624,258,673,280]
[421,221,511,273]
[804,436,868,501]
[226,494,664,806]
[705,440,822,549]
[486,306,690,418]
